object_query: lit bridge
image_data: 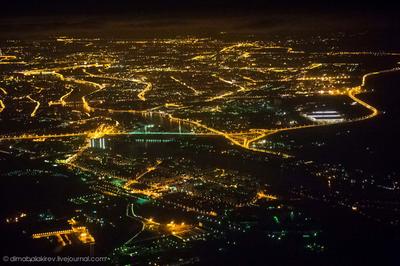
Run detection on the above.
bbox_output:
[0,130,218,141]
[125,131,217,136]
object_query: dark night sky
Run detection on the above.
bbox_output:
[0,1,399,38]
[2,0,400,17]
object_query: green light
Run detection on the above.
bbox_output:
[136,197,150,205]
[110,179,125,187]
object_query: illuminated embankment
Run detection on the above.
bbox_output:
[348,86,378,120]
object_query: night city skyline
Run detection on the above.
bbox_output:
[0,1,399,265]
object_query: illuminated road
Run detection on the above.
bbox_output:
[0,87,7,113]
[123,160,162,189]
[26,95,40,117]
[49,87,74,106]
[0,100,4,113]
[20,63,106,76]
[0,55,17,60]
[170,76,200,95]
[214,75,249,92]
[64,141,91,164]
[137,80,152,101]
[348,86,378,120]
[0,133,85,141]
[82,84,106,112]
[124,204,146,245]
[204,74,250,102]
[125,203,194,243]
[206,91,235,102]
